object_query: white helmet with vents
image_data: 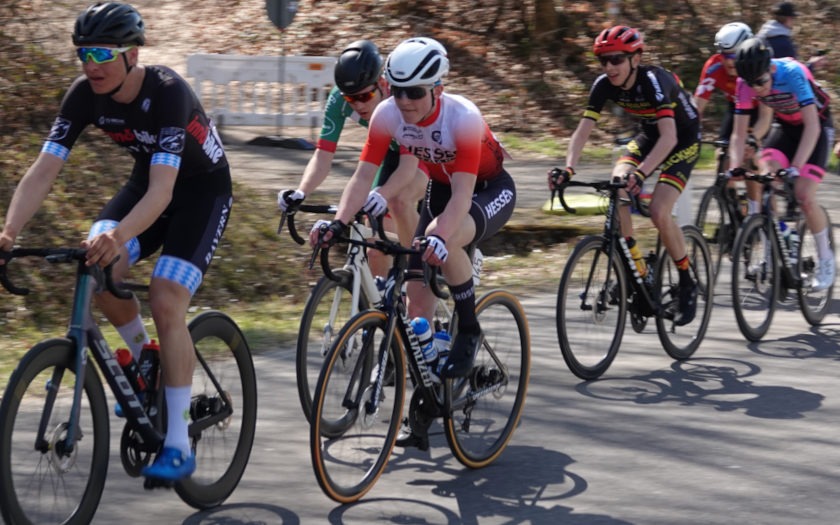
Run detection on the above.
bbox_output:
[385,37,449,87]
[715,22,753,53]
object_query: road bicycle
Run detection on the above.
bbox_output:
[730,171,835,341]
[280,204,454,423]
[307,224,530,503]
[0,247,257,525]
[695,139,749,282]
[554,177,714,380]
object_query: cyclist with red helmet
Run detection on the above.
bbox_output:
[548,25,702,326]
[278,40,427,275]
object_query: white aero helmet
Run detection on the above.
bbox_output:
[715,22,753,53]
[385,37,449,87]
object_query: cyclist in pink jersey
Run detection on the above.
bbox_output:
[312,37,516,384]
[728,37,835,290]
[278,40,427,276]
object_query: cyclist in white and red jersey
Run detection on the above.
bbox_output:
[695,23,753,133]
[728,37,835,290]
[312,37,515,383]
[0,2,232,481]
[548,25,701,326]
[278,40,427,276]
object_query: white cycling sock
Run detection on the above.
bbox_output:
[813,228,832,261]
[164,386,193,457]
[747,199,761,215]
[116,315,150,360]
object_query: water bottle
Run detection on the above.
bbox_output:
[788,228,800,266]
[410,317,437,365]
[115,348,147,394]
[138,340,160,392]
[433,331,452,376]
[779,221,794,263]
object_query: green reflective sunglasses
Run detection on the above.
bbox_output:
[76,46,133,64]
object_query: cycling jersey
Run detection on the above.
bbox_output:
[584,65,700,136]
[694,54,738,104]
[44,65,230,197]
[734,58,831,126]
[360,92,508,183]
[317,85,420,186]
[42,65,232,294]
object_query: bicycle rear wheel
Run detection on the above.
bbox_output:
[695,186,731,284]
[296,269,370,423]
[655,225,714,359]
[444,290,530,467]
[731,215,779,341]
[556,236,627,380]
[797,211,834,326]
[0,339,109,525]
[310,310,406,503]
[176,311,257,509]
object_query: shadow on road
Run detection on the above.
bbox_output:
[576,357,824,419]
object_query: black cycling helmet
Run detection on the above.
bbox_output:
[334,40,383,94]
[72,2,145,46]
[735,37,772,84]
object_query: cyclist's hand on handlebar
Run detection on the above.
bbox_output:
[309,219,346,248]
[726,167,747,180]
[81,231,121,268]
[423,234,449,265]
[548,167,574,190]
[278,189,305,213]
[0,230,14,265]
[624,168,646,196]
[362,189,388,218]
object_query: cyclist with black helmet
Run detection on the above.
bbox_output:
[312,36,515,384]
[0,2,233,481]
[278,40,428,275]
[548,25,702,326]
[728,37,835,290]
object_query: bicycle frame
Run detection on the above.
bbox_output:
[567,180,661,318]
[754,174,802,290]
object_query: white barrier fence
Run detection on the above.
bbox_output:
[186,54,336,129]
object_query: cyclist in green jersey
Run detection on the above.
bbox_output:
[278,40,427,276]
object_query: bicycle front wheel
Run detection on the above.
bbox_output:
[695,185,730,284]
[0,339,109,525]
[731,215,779,341]
[444,290,530,468]
[176,311,257,509]
[557,236,627,380]
[797,211,834,326]
[655,225,714,359]
[310,310,406,503]
[297,269,370,423]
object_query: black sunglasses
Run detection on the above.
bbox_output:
[748,74,771,87]
[391,85,430,100]
[598,54,629,66]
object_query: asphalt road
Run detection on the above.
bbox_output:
[24,128,840,523]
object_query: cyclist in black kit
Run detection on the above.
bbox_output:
[0,2,232,481]
[548,25,702,325]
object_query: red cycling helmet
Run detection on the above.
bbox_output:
[593,26,644,55]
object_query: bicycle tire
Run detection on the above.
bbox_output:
[0,338,109,525]
[731,215,778,341]
[556,235,627,380]
[655,225,714,359]
[797,209,834,326]
[296,269,369,423]
[444,290,530,468]
[695,185,729,284]
[175,310,257,509]
[310,310,406,503]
